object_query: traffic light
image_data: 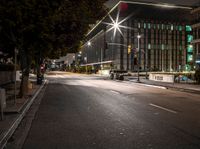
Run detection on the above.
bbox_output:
[128,45,131,54]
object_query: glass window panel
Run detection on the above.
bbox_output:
[187,45,193,52]
[186,25,192,32]
[187,35,193,42]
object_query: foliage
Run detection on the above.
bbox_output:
[0,64,15,71]
[0,0,107,96]
[194,69,200,84]
[0,0,107,58]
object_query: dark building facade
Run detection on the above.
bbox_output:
[81,1,193,72]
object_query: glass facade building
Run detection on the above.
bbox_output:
[81,1,193,72]
[191,6,200,68]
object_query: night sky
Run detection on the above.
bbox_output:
[105,0,200,8]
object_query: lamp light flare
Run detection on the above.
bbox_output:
[137,35,141,39]
[87,41,91,46]
[114,22,119,29]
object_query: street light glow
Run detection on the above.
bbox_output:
[113,22,119,29]
[102,11,137,38]
[137,35,141,39]
[87,41,91,46]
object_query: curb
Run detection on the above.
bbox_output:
[128,80,200,94]
[128,80,167,89]
[0,80,47,149]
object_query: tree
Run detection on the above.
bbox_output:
[0,0,107,97]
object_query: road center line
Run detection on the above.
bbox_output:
[149,103,177,114]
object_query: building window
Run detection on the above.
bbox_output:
[144,23,146,29]
[186,25,192,32]
[157,24,159,29]
[180,45,183,51]
[162,44,165,50]
[178,26,182,31]
[187,45,193,53]
[187,35,193,43]
[161,24,164,30]
[148,43,151,49]
[138,22,141,28]
[171,25,174,31]
[187,55,193,62]
[148,23,151,29]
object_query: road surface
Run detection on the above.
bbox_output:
[22,72,200,149]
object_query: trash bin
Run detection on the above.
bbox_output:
[110,73,114,80]
[119,74,124,80]
[37,74,43,85]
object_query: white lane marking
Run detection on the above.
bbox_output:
[110,90,120,94]
[149,103,177,114]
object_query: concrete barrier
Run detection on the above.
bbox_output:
[149,73,174,83]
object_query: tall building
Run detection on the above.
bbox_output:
[81,1,193,72]
[191,6,200,68]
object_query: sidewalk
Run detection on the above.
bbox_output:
[0,77,45,148]
[125,76,200,94]
[90,73,200,93]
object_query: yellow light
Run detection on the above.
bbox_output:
[128,45,131,54]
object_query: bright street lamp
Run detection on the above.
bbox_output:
[87,41,91,46]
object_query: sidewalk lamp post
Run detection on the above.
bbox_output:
[137,34,141,82]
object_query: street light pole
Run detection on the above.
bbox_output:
[137,33,141,82]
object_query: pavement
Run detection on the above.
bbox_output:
[92,73,200,94]
[0,76,46,149]
[124,76,200,94]
[0,71,200,148]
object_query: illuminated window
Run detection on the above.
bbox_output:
[187,45,193,52]
[187,55,193,62]
[138,23,141,28]
[154,24,156,29]
[144,23,146,29]
[171,25,174,30]
[148,44,151,49]
[162,44,165,50]
[179,26,182,31]
[148,23,151,29]
[186,25,192,32]
[187,35,193,42]
[161,24,165,30]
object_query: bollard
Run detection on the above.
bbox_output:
[0,89,6,120]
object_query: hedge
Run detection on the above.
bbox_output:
[0,64,15,71]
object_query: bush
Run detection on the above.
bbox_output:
[195,69,200,84]
[0,64,15,71]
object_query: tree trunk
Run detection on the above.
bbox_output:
[18,48,31,98]
[19,74,29,97]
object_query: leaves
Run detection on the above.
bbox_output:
[0,0,107,59]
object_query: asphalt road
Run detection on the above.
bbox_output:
[23,72,200,149]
